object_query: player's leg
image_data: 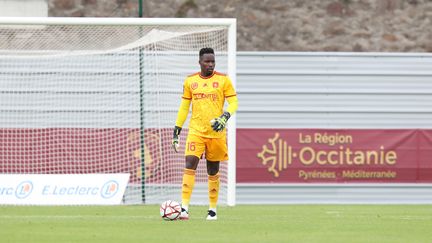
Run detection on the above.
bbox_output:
[180,134,205,220]
[180,155,199,219]
[206,160,220,220]
[205,136,228,220]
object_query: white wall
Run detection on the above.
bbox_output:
[237,52,432,129]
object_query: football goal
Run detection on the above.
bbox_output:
[0,17,236,206]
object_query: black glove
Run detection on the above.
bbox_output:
[172,126,182,152]
[211,112,231,132]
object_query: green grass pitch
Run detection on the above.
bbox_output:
[1,205,431,243]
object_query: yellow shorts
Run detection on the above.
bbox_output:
[185,133,228,161]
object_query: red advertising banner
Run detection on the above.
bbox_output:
[0,128,177,184]
[2,128,431,184]
[237,129,432,183]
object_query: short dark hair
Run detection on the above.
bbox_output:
[199,47,214,57]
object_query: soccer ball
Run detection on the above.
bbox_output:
[160,200,181,221]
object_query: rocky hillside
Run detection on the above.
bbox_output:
[49,0,432,52]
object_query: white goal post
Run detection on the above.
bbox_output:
[0,17,237,206]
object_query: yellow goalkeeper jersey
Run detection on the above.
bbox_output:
[182,71,236,138]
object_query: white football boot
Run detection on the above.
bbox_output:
[179,207,189,220]
[206,209,217,221]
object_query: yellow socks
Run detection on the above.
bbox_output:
[208,173,220,209]
[181,169,220,211]
[181,168,196,209]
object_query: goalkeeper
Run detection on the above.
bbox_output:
[172,47,238,221]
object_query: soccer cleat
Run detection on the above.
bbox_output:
[179,207,189,220]
[206,210,217,221]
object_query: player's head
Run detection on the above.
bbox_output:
[199,47,215,77]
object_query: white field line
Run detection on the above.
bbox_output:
[0,215,158,220]
[325,211,432,221]
[388,215,432,221]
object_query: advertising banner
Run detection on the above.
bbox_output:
[237,129,432,183]
[0,174,129,205]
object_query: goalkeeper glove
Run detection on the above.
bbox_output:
[172,126,182,153]
[210,112,231,132]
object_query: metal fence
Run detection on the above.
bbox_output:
[236,52,432,204]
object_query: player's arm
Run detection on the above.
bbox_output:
[211,77,238,132]
[211,95,238,132]
[226,95,238,115]
[172,77,192,153]
[211,95,237,132]
[175,98,191,128]
[172,98,191,152]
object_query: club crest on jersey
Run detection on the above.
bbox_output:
[191,82,198,90]
[213,82,219,88]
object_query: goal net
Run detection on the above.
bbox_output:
[0,17,236,205]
